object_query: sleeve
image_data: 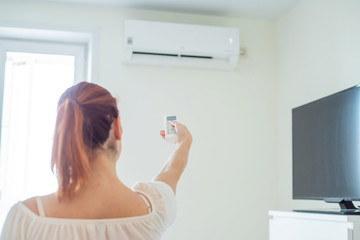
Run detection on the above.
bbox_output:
[151,181,177,228]
[0,203,25,240]
[133,181,177,229]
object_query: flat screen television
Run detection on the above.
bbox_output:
[292,85,360,214]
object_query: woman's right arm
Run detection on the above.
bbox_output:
[153,122,192,194]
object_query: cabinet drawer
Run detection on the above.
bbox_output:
[270,218,352,240]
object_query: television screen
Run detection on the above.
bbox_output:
[293,85,360,201]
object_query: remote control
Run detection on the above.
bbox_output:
[164,115,178,143]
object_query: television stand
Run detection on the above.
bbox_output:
[294,208,360,215]
[339,200,359,210]
[294,200,360,215]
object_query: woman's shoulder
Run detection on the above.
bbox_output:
[133,180,174,192]
[22,193,54,216]
[132,181,175,200]
[132,181,177,228]
[22,197,38,215]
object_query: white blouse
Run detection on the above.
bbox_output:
[0,181,176,240]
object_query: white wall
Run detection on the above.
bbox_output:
[0,1,277,239]
[276,0,360,210]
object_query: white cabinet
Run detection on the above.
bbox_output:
[269,211,360,240]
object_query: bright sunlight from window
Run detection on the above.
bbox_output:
[0,52,75,229]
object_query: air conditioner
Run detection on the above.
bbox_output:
[123,20,240,70]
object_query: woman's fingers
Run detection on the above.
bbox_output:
[170,120,178,127]
[160,121,192,144]
[160,130,165,139]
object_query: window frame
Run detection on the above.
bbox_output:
[0,30,92,202]
[0,38,87,159]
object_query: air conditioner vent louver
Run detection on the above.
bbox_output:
[133,51,178,57]
[123,20,240,70]
[180,55,213,59]
[132,51,213,59]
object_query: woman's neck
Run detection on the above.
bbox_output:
[87,151,121,185]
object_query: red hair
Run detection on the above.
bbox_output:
[51,82,119,199]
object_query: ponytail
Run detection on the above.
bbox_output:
[51,98,90,200]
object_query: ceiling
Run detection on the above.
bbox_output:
[44,0,301,20]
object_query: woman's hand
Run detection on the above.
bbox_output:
[160,121,192,146]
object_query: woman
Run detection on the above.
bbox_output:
[0,82,192,240]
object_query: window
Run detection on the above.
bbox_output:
[0,38,88,230]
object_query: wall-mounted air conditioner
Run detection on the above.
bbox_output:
[123,19,240,70]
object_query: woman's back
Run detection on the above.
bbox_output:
[1,182,177,240]
[23,180,150,219]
